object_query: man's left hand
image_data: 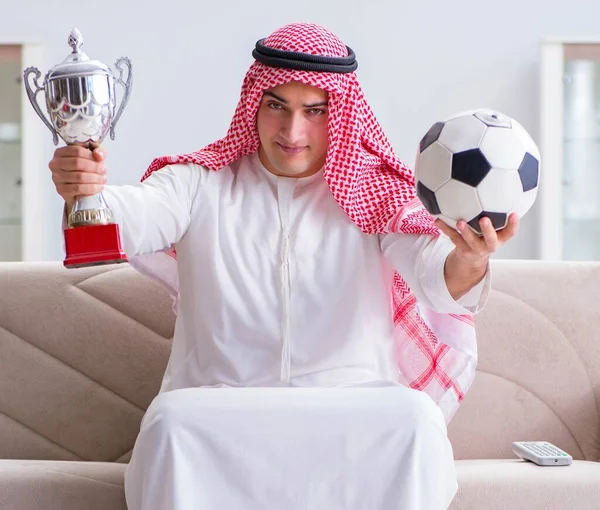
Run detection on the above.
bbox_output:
[435,212,520,268]
[435,212,520,301]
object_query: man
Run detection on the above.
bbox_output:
[49,22,517,510]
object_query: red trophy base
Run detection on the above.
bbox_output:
[64,223,128,268]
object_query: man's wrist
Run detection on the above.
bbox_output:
[444,249,488,301]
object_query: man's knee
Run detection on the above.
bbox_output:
[396,387,447,434]
[141,388,197,432]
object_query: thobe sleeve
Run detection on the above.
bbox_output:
[379,232,491,315]
[62,163,206,258]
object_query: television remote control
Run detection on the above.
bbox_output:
[512,441,572,466]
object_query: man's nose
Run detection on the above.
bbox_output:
[281,112,305,144]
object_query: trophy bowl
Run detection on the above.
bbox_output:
[23,28,132,268]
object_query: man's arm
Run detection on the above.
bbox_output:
[62,163,205,258]
[380,231,490,315]
[52,145,207,258]
[381,213,520,314]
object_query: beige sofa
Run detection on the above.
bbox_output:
[0,259,599,509]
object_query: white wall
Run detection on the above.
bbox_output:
[2,0,599,261]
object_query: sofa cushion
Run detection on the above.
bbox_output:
[0,459,126,510]
[1,458,598,510]
[450,459,600,509]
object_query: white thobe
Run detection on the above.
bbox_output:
[94,152,489,510]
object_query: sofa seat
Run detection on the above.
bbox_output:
[1,458,598,510]
[0,459,126,510]
[451,459,600,509]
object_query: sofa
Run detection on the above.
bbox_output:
[0,259,599,510]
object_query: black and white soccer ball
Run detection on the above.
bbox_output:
[414,109,540,234]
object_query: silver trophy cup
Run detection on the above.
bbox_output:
[23,28,132,267]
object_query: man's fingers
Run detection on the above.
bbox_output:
[52,171,106,185]
[435,219,470,250]
[457,220,486,253]
[49,156,106,174]
[60,183,105,199]
[497,213,520,243]
[479,217,500,252]
[54,145,96,160]
[92,147,106,162]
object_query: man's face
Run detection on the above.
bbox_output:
[256,81,329,178]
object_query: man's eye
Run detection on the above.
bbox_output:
[268,102,284,110]
[308,109,326,116]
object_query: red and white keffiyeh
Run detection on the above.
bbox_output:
[133,23,477,423]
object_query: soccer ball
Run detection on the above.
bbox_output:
[414,109,540,234]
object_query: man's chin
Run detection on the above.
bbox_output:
[272,161,311,177]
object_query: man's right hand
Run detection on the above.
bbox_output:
[48,145,107,215]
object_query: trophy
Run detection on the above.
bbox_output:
[23,28,132,268]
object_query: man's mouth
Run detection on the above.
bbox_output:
[277,142,306,154]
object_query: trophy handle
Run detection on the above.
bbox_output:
[109,57,133,141]
[23,66,59,146]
